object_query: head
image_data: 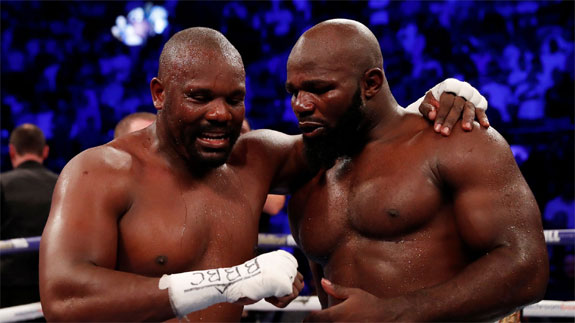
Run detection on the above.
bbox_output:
[114,112,156,138]
[9,123,49,168]
[286,19,388,170]
[151,27,246,169]
[240,119,251,135]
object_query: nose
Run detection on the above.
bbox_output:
[205,99,232,123]
[292,91,315,116]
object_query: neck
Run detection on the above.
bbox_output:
[364,83,404,143]
[12,154,43,168]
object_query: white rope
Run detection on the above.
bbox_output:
[0,302,42,323]
[1,299,572,321]
[2,230,574,254]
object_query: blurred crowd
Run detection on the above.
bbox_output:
[1,0,573,302]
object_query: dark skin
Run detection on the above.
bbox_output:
[40,29,306,322]
[40,27,485,322]
[286,20,549,322]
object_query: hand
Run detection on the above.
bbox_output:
[226,250,298,303]
[304,279,412,322]
[418,78,490,136]
[265,271,305,308]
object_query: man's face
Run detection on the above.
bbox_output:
[286,50,368,170]
[159,51,245,168]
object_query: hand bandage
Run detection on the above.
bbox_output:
[405,78,488,112]
[428,78,488,110]
[159,250,297,317]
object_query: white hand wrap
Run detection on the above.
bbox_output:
[429,78,488,110]
[405,78,488,112]
[159,250,297,317]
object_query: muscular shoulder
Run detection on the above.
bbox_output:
[431,122,518,185]
[67,143,134,175]
[57,140,139,196]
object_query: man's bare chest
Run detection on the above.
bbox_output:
[114,169,263,276]
[289,150,444,261]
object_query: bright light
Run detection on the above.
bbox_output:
[111,3,168,46]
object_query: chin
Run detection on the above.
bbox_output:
[194,151,232,169]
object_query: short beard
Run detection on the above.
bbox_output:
[303,88,369,171]
[183,131,240,172]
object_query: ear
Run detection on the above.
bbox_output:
[42,145,50,160]
[361,68,384,99]
[8,144,16,159]
[150,77,165,111]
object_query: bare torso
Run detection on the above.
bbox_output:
[41,126,303,321]
[289,114,473,306]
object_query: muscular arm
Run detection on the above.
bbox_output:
[413,124,548,321]
[39,147,174,321]
[236,130,311,194]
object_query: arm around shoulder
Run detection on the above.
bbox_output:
[236,129,310,194]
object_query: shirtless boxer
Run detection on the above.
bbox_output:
[286,19,549,321]
[39,27,486,321]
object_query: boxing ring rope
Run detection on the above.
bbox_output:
[2,230,573,254]
[0,229,573,322]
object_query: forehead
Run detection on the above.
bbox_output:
[169,50,245,91]
[287,49,353,86]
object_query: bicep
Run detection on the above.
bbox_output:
[441,129,541,251]
[41,152,130,272]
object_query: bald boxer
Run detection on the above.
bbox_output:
[286,19,549,321]
[40,27,486,321]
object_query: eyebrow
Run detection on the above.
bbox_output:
[187,88,245,97]
[285,79,333,91]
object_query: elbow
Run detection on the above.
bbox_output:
[41,298,71,322]
[514,246,550,306]
[42,297,92,322]
[40,281,88,322]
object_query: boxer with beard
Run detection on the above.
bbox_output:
[40,26,488,322]
[287,19,548,322]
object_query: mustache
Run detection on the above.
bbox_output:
[198,125,238,134]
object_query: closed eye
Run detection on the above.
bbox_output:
[187,91,213,103]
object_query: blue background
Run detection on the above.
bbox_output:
[2,0,573,301]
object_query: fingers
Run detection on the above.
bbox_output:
[476,108,490,128]
[440,96,466,136]
[461,101,475,131]
[419,92,439,121]
[321,278,350,300]
[434,92,455,134]
[265,272,305,308]
[294,271,304,292]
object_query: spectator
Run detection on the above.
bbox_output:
[114,111,156,138]
[1,123,59,308]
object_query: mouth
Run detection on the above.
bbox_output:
[196,131,231,149]
[298,121,326,138]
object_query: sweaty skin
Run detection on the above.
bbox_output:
[287,20,548,321]
[39,29,306,322]
[40,26,485,322]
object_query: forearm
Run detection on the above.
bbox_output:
[42,263,173,322]
[407,244,547,321]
